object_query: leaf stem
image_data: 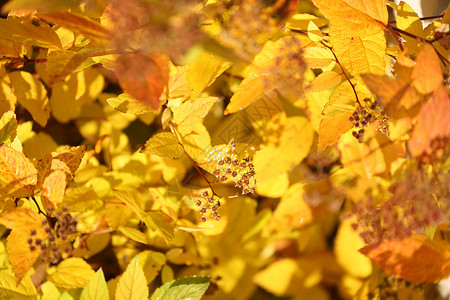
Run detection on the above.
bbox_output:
[169,122,220,197]
[320,41,362,107]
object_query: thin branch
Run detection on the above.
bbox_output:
[320,41,362,107]
[169,122,221,197]
[31,196,48,218]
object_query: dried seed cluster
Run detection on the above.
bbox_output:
[349,98,390,142]
[213,154,256,194]
[28,207,78,264]
[368,275,424,300]
[195,191,222,222]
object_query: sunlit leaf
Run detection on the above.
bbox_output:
[0,144,37,198]
[285,13,328,31]
[116,256,149,300]
[302,47,334,68]
[411,44,443,95]
[9,71,50,127]
[173,97,218,135]
[150,275,210,300]
[312,0,388,34]
[106,93,152,115]
[360,235,450,284]
[306,71,342,93]
[330,24,386,75]
[80,268,109,300]
[48,257,95,289]
[0,208,47,280]
[0,270,37,299]
[140,132,184,159]
[307,21,324,42]
[41,169,67,209]
[0,65,17,116]
[0,110,17,144]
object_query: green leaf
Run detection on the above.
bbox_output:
[0,16,62,49]
[150,276,210,300]
[9,71,50,127]
[0,110,17,144]
[80,268,109,300]
[107,93,152,115]
[115,256,149,300]
[140,132,184,159]
[48,257,95,289]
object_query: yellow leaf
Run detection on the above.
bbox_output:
[0,270,37,299]
[48,257,95,289]
[50,68,104,123]
[0,208,47,281]
[285,13,328,31]
[0,65,17,116]
[0,38,21,57]
[312,0,388,34]
[317,81,356,153]
[173,97,218,136]
[187,51,231,100]
[396,1,423,37]
[0,110,17,144]
[330,24,386,75]
[115,256,149,300]
[0,16,62,49]
[255,172,289,198]
[306,71,342,93]
[23,131,58,161]
[80,268,109,300]
[255,116,313,183]
[9,71,50,127]
[167,65,189,101]
[264,183,313,234]
[253,258,322,296]
[411,44,443,95]
[41,170,66,209]
[0,144,37,198]
[302,47,335,68]
[37,145,87,189]
[307,21,324,42]
[335,218,372,278]
[137,250,166,284]
[225,36,305,114]
[106,93,152,115]
[140,132,183,159]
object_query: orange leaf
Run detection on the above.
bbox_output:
[0,144,37,198]
[38,12,110,43]
[0,208,48,280]
[42,170,67,210]
[360,235,450,284]
[408,85,450,157]
[411,44,443,95]
[113,53,169,111]
[312,0,388,34]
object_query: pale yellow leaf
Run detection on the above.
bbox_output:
[306,71,342,93]
[48,257,95,289]
[140,132,183,159]
[307,21,324,42]
[9,71,50,127]
[115,256,149,300]
[285,13,328,31]
[335,218,372,278]
[173,97,218,135]
[187,51,231,100]
[397,1,423,38]
[302,47,335,68]
[41,169,67,209]
[0,270,37,299]
[80,268,109,300]
[106,93,152,115]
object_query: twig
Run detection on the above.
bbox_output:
[320,41,362,107]
[31,196,48,218]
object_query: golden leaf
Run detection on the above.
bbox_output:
[41,169,67,210]
[411,44,443,95]
[140,132,184,159]
[173,97,218,136]
[0,144,37,198]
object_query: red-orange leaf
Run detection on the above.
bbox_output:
[360,235,450,284]
[113,53,169,111]
[408,85,450,158]
[0,144,37,198]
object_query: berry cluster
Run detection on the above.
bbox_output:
[27,207,78,264]
[368,274,424,300]
[195,191,222,222]
[213,154,256,194]
[349,98,390,142]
